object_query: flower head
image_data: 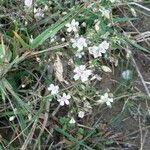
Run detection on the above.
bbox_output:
[75,50,85,58]
[89,46,101,58]
[69,117,76,124]
[122,70,132,80]
[34,8,44,18]
[65,19,79,32]
[24,0,32,7]
[89,41,109,58]
[99,41,109,53]
[78,111,85,118]
[9,116,15,122]
[57,93,71,106]
[71,36,87,51]
[48,84,59,95]
[73,65,92,82]
[97,93,113,107]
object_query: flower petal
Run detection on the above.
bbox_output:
[60,101,65,106]
[65,99,69,105]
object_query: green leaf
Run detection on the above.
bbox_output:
[0,37,12,64]
[55,126,94,150]
[0,43,5,57]
[126,39,150,53]
[0,52,29,79]
[13,31,31,48]
[29,12,60,31]
[112,17,137,23]
[31,6,83,48]
[1,78,29,111]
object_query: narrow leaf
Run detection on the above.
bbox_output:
[31,6,82,48]
[13,31,31,48]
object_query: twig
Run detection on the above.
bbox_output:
[30,43,69,56]
[129,2,150,12]
[138,108,144,150]
[131,56,150,97]
[134,31,150,42]
[126,125,150,138]
[21,119,38,150]
[33,101,50,150]
[131,55,150,118]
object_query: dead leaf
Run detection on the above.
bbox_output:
[54,55,68,84]
[62,138,73,145]
[77,134,83,140]
[101,65,112,73]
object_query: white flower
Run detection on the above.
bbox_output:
[97,93,113,107]
[65,19,79,32]
[69,117,76,124]
[9,116,15,121]
[89,46,101,58]
[48,84,59,95]
[73,65,92,82]
[81,22,86,27]
[61,37,65,42]
[57,93,71,106]
[78,111,85,118]
[50,36,56,42]
[122,70,132,80]
[34,8,44,18]
[98,41,109,53]
[71,36,87,51]
[75,50,85,58]
[24,0,32,7]
[21,84,26,88]
[44,5,48,11]
[89,41,109,58]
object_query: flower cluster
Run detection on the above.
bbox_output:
[71,36,87,51]
[45,16,114,124]
[65,19,79,32]
[89,41,109,58]
[97,93,113,108]
[24,0,32,7]
[48,84,59,95]
[48,84,71,106]
[57,93,71,106]
[78,111,85,118]
[34,8,44,18]
[65,19,110,60]
[73,65,92,82]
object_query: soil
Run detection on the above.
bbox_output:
[97,6,150,149]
